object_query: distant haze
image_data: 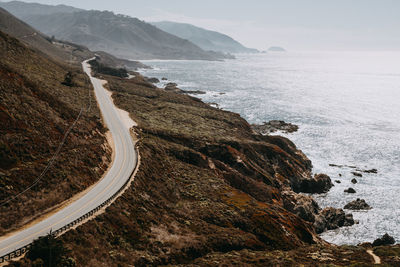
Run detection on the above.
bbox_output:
[3,0,400,51]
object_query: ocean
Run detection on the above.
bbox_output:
[139,51,400,245]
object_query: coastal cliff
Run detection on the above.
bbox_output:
[49,71,382,266]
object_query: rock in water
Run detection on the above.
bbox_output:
[344,187,356,193]
[146,77,160,83]
[351,178,358,184]
[314,207,355,234]
[251,120,299,135]
[344,199,372,210]
[373,233,395,246]
[297,173,333,194]
[164,82,182,93]
[351,172,362,177]
[364,168,378,173]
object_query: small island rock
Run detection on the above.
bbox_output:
[344,198,371,210]
[372,233,395,246]
[344,187,356,193]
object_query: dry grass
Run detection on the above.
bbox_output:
[0,31,111,234]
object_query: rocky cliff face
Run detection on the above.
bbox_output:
[49,70,359,266]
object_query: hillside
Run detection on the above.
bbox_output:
[25,68,378,266]
[2,29,397,266]
[0,6,147,71]
[153,21,259,54]
[0,29,111,235]
[0,6,91,63]
[0,0,81,18]
[0,1,232,60]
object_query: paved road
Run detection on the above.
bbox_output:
[0,59,137,259]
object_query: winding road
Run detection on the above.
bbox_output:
[0,59,137,262]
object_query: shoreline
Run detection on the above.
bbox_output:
[50,58,399,266]
[137,62,394,247]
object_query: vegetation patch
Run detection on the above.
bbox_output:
[88,59,128,78]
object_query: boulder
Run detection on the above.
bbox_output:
[282,190,320,223]
[335,180,341,184]
[161,77,168,80]
[251,120,299,135]
[181,89,206,95]
[364,168,378,174]
[344,187,356,193]
[146,77,160,83]
[164,82,182,93]
[357,168,378,174]
[351,172,362,177]
[373,233,395,246]
[297,173,333,194]
[314,207,355,234]
[351,178,358,184]
[344,198,371,210]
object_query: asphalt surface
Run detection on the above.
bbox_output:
[0,59,137,258]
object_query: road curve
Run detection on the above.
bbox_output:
[0,59,137,262]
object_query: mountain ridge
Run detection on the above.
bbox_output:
[0,1,232,60]
[152,21,258,54]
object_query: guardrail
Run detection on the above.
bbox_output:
[0,144,139,264]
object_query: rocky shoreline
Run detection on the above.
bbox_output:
[140,74,361,237]
[38,66,397,266]
[251,120,299,135]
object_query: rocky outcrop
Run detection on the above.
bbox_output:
[314,208,355,234]
[345,188,356,193]
[282,190,355,234]
[358,168,378,174]
[164,82,182,93]
[164,82,206,95]
[251,120,298,135]
[181,89,206,95]
[295,173,333,194]
[282,191,320,223]
[373,234,395,246]
[146,77,160,83]
[344,199,371,210]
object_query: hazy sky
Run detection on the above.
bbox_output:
[8,0,400,50]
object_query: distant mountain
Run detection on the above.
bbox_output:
[152,21,258,54]
[0,6,87,62]
[268,46,286,52]
[0,0,81,18]
[0,1,230,60]
[0,7,145,69]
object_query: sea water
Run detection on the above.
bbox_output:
[139,51,400,245]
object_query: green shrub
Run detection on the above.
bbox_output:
[88,59,128,78]
[27,234,73,267]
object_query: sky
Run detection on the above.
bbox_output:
[6,0,400,51]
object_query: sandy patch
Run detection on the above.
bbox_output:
[367,249,381,265]
[102,81,137,130]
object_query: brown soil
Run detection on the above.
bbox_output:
[0,30,111,235]
[53,72,382,266]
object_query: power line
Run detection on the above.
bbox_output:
[0,66,93,208]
